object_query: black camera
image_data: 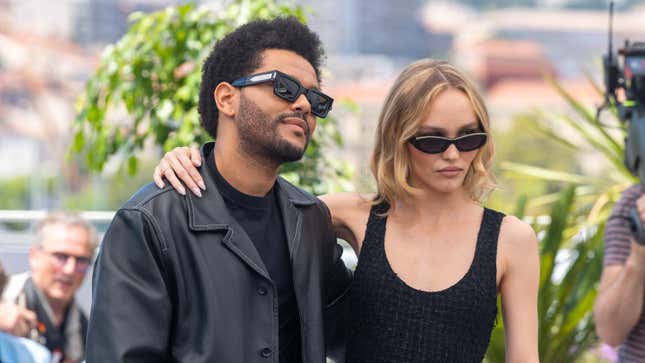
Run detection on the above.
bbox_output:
[601,2,645,242]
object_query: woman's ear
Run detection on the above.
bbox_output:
[214,82,238,118]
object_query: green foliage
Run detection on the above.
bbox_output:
[485,72,634,362]
[0,177,30,209]
[500,75,634,229]
[486,186,605,362]
[71,0,350,194]
[62,162,159,211]
[488,114,582,214]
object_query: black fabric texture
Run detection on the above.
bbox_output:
[204,150,301,363]
[346,203,503,363]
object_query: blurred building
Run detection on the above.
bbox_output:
[2,0,195,47]
[421,3,645,124]
[0,0,192,210]
[467,39,556,89]
[302,0,439,60]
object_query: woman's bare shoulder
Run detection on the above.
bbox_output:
[498,215,539,266]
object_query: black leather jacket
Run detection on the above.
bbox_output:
[86,143,352,363]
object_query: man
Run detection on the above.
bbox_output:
[595,184,645,362]
[86,17,351,363]
[1,212,96,363]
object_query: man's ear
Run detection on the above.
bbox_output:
[214,82,238,118]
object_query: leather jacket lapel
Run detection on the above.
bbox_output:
[186,143,270,280]
[277,190,303,261]
[276,177,318,260]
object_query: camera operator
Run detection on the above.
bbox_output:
[595,184,645,361]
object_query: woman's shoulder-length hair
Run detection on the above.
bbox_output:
[370,59,496,213]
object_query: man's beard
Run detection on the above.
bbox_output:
[236,94,311,165]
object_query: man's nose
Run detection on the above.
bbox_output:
[61,257,77,274]
[290,93,311,115]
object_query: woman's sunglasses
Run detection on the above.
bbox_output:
[409,133,487,154]
[231,70,334,118]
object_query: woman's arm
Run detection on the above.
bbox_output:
[498,216,540,363]
[320,193,358,253]
[152,148,373,254]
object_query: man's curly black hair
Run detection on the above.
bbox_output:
[198,17,324,138]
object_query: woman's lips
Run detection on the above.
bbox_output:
[437,167,463,177]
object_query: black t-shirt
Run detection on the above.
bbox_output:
[205,151,302,363]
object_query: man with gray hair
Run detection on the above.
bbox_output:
[2,211,97,363]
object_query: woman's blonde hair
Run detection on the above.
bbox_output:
[370,59,495,212]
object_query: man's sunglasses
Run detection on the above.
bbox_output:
[409,133,487,154]
[231,70,334,118]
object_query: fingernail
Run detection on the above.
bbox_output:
[192,187,202,198]
[195,160,202,167]
[178,187,186,195]
[198,181,206,190]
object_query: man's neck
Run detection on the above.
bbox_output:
[214,142,279,197]
[47,298,69,327]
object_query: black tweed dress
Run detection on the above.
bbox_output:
[346,204,503,363]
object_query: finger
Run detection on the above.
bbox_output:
[163,167,187,196]
[167,156,201,197]
[20,308,37,329]
[153,165,166,189]
[189,147,202,167]
[176,149,205,191]
[189,148,206,190]
[12,319,29,337]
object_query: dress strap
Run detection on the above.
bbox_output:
[362,203,389,248]
[472,208,505,289]
[479,208,505,251]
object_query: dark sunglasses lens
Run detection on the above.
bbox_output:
[414,138,449,153]
[455,134,487,151]
[274,75,301,102]
[307,90,333,117]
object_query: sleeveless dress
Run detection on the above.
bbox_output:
[346,204,504,363]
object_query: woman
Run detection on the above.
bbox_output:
[153,59,539,362]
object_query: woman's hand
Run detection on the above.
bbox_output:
[153,146,205,197]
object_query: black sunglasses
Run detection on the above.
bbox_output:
[409,133,487,154]
[231,70,334,118]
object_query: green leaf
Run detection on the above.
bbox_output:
[127,155,138,175]
[501,162,592,184]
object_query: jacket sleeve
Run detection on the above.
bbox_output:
[319,201,352,362]
[86,208,173,363]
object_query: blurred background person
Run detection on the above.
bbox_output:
[1,212,97,363]
[1,261,37,337]
[0,261,52,363]
[595,185,645,362]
